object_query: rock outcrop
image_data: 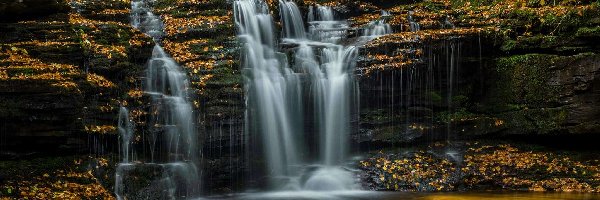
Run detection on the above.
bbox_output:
[346,0,600,145]
[0,0,153,155]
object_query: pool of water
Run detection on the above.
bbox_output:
[206,191,600,200]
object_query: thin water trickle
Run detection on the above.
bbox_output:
[408,11,420,32]
[118,107,134,163]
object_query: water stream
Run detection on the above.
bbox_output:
[236,0,391,193]
[115,0,200,198]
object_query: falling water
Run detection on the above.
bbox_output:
[408,11,420,32]
[115,0,200,198]
[362,10,392,38]
[130,0,163,40]
[235,0,302,182]
[308,5,334,21]
[118,107,133,163]
[307,4,347,43]
[363,20,392,38]
[236,0,391,192]
[279,0,306,39]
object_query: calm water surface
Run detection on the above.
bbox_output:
[207,191,600,200]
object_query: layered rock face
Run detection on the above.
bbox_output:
[0,0,71,22]
[0,0,598,195]
[0,0,153,155]
[347,0,600,145]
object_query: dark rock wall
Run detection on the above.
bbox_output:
[351,0,600,146]
[0,0,71,22]
[0,0,153,156]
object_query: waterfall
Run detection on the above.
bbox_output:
[408,11,420,32]
[307,5,347,43]
[320,46,358,165]
[115,0,200,198]
[307,5,334,23]
[235,0,302,180]
[363,20,392,37]
[363,10,392,38]
[235,0,391,192]
[118,107,133,163]
[279,0,306,39]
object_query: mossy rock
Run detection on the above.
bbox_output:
[500,35,563,52]
[0,0,70,22]
[488,54,562,108]
[498,107,569,134]
[575,26,600,38]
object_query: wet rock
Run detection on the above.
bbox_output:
[0,1,152,154]
[359,141,600,192]
[0,0,70,22]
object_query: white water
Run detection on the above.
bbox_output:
[118,107,134,163]
[307,5,347,43]
[364,20,392,37]
[408,11,420,32]
[236,0,391,193]
[116,0,200,198]
[362,10,392,38]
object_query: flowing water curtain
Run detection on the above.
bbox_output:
[235,0,392,191]
[234,0,303,181]
[115,0,201,198]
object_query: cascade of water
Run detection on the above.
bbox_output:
[408,11,420,32]
[320,46,358,165]
[118,107,134,163]
[279,0,306,39]
[130,0,164,40]
[444,16,455,29]
[146,45,198,162]
[236,0,391,192]
[308,5,334,22]
[308,6,315,22]
[362,10,392,38]
[381,10,391,17]
[235,0,302,181]
[317,6,335,21]
[115,0,200,198]
[307,5,347,43]
[363,20,392,37]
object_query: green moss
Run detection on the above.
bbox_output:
[199,9,228,16]
[452,95,469,107]
[500,107,568,134]
[372,125,403,141]
[436,108,476,123]
[509,9,537,21]
[494,54,561,107]
[154,0,229,10]
[361,109,396,123]
[575,26,600,38]
[501,35,561,52]
[427,91,443,104]
[500,39,517,52]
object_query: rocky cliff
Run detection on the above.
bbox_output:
[0,0,153,156]
[348,0,600,145]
